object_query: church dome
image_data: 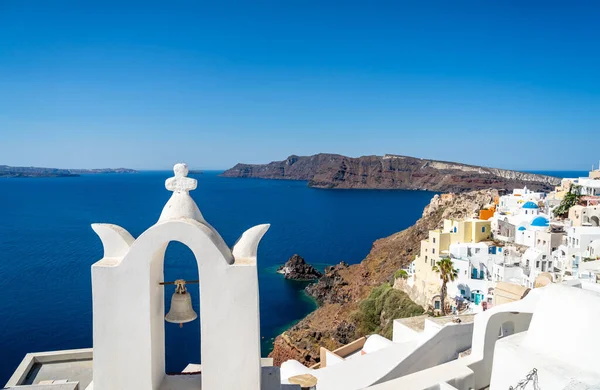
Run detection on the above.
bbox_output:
[522,201,539,209]
[518,226,527,231]
[531,216,549,227]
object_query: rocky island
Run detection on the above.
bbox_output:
[277,254,322,281]
[0,165,138,178]
[268,189,500,366]
[221,153,560,192]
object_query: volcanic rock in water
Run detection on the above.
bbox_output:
[305,261,351,305]
[277,254,323,280]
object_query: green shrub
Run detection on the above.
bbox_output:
[353,283,424,338]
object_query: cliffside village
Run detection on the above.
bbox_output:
[402,166,600,315]
[5,164,600,390]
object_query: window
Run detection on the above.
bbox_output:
[434,301,440,310]
[460,289,466,295]
[425,255,428,263]
[482,226,486,233]
[433,237,436,243]
[536,261,540,268]
[432,248,435,254]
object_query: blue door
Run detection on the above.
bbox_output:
[474,293,483,305]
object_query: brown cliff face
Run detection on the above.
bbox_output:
[268,189,499,367]
[305,261,351,305]
[221,154,559,192]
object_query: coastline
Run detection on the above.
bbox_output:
[261,264,324,355]
[267,189,500,366]
[262,289,319,356]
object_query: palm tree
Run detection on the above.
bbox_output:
[432,257,458,315]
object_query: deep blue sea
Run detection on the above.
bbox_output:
[530,170,589,179]
[0,171,439,383]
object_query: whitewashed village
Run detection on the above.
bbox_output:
[5,164,600,390]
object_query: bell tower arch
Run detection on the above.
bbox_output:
[90,164,269,390]
[162,242,200,373]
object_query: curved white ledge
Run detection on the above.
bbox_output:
[91,223,135,259]
[232,224,270,265]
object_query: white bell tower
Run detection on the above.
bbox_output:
[90,163,269,390]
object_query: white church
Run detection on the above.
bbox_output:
[4,164,600,390]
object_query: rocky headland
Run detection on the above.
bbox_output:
[0,165,138,178]
[277,254,323,281]
[304,261,350,305]
[268,189,499,366]
[221,154,559,192]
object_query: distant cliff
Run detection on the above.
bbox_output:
[221,154,560,192]
[0,165,138,178]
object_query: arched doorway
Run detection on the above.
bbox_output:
[164,241,200,374]
[591,215,600,227]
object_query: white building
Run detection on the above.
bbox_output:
[577,177,600,197]
[569,204,600,227]
[587,239,600,260]
[552,226,600,280]
[446,243,495,311]
[490,246,526,286]
[493,200,551,243]
[496,187,545,215]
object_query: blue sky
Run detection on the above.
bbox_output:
[1,1,599,170]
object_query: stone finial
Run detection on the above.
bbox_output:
[159,163,205,223]
[166,163,197,193]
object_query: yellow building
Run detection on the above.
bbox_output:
[409,218,492,308]
[443,219,492,243]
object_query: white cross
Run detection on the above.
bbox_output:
[165,163,197,193]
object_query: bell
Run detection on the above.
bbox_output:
[165,280,197,327]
